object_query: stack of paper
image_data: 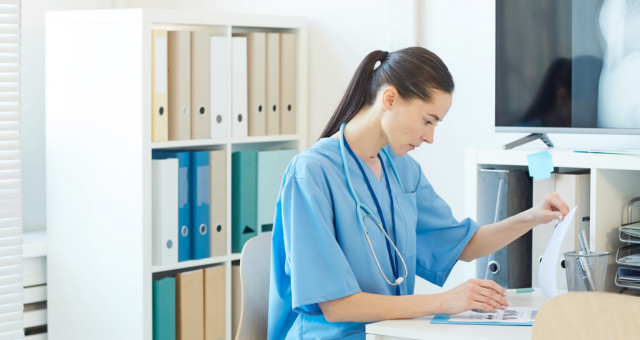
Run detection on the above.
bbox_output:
[620,223,640,238]
[619,254,640,264]
[617,267,640,287]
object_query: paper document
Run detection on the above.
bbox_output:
[575,148,640,156]
[538,206,577,299]
[431,307,538,326]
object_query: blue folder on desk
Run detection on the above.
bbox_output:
[153,150,191,262]
[431,314,533,326]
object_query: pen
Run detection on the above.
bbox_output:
[505,288,534,294]
[576,257,593,291]
[577,232,595,290]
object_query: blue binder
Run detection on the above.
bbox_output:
[190,151,210,259]
[152,150,191,262]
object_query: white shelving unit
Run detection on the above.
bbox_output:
[464,147,640,293]
[45,9,308,340]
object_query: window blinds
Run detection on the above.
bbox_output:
[0,0,23,339]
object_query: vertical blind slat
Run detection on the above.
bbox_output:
[0,1,22,337]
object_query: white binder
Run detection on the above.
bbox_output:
[210,36,229,139]
[232,37,248,138]
[152,159,179,265]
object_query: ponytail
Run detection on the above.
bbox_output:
[320,47,454,139]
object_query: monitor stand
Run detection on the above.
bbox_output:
[503,133,554,150]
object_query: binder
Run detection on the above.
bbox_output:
[209,149,227,257]
[257,149,297,233]
[235,32,266,136]
[231,262,241,340]
[176,269,204,340]
[532,173,590,290]
[232,149,258,253]
[280,33,297,135]
[152,277,176,340]
[152,159,179,266]
[152,29,169,142]
[532,174,555,288]
[232,37,248,138]
[554,173,590,290]
[153,150,191,262]
[210,36,229,139]
[167,31,191,141]
[265,33,280,135]
[191,31,211,140]
[204,265,226,340]
[190,151,211,260]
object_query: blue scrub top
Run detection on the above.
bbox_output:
[268,137,480,340]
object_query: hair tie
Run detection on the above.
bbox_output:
[373,51,389,70]
[379,51,389,63]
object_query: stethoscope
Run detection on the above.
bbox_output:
[339,122,408,286]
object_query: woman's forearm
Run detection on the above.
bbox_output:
[459,209,538,262]
[318,291,441,323]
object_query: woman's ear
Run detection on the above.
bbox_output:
[381,86,398,111]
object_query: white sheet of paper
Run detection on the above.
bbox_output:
[538,206,577,299]
[448,307,538,323]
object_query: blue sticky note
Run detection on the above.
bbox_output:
[527,151,553,180]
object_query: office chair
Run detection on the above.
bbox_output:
[531,291,640,339]
[235,232,272,340]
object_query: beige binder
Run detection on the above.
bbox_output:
[236,32,266,136]
[152,29,169,142]
[168,31,191,141]
[176,269,204,340]
[191,31,211,140]
[231,262,241,340]
[209,149,227,257]
[205,265,225,340]
[554,173,590,290]
[265,33,280,135]
[280,33,297,135]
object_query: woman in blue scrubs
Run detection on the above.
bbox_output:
[268,47,569,339]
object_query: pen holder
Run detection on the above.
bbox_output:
[563,251,610,292]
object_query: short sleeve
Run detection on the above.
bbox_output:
[280,175,361,316]
[413,166,480,287]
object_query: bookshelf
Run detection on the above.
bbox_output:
[45,9,308,340]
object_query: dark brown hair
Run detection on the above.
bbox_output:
[320,47,454,139]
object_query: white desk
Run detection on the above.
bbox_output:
[366,289,548,340]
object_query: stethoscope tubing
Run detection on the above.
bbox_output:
[339,123,409,286]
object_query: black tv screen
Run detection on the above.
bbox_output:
[495,0,640,133]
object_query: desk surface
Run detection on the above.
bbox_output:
[366,289,548,340]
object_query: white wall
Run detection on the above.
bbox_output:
[412,0,640,295]
[22,0,415,231]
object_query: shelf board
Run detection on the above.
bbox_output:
[151,134,300,149]
[151,253,243,273]
[152,255,229,273]
[151,138,228,149]
[231,134,300,144]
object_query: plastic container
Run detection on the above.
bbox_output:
[563,251,610,292]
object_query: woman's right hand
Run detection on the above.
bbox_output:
[436,279,511,314]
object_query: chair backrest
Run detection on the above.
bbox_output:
[236,232,272,340]
[532,292,640,340]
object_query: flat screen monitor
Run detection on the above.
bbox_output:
[495,0,640,134]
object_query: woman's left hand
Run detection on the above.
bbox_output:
[530,192,570,225]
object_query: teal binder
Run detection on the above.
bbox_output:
[232,149,258,253]
[152,277,176,340]
[257,149,297,233]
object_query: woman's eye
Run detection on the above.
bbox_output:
[425,120,433,125]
